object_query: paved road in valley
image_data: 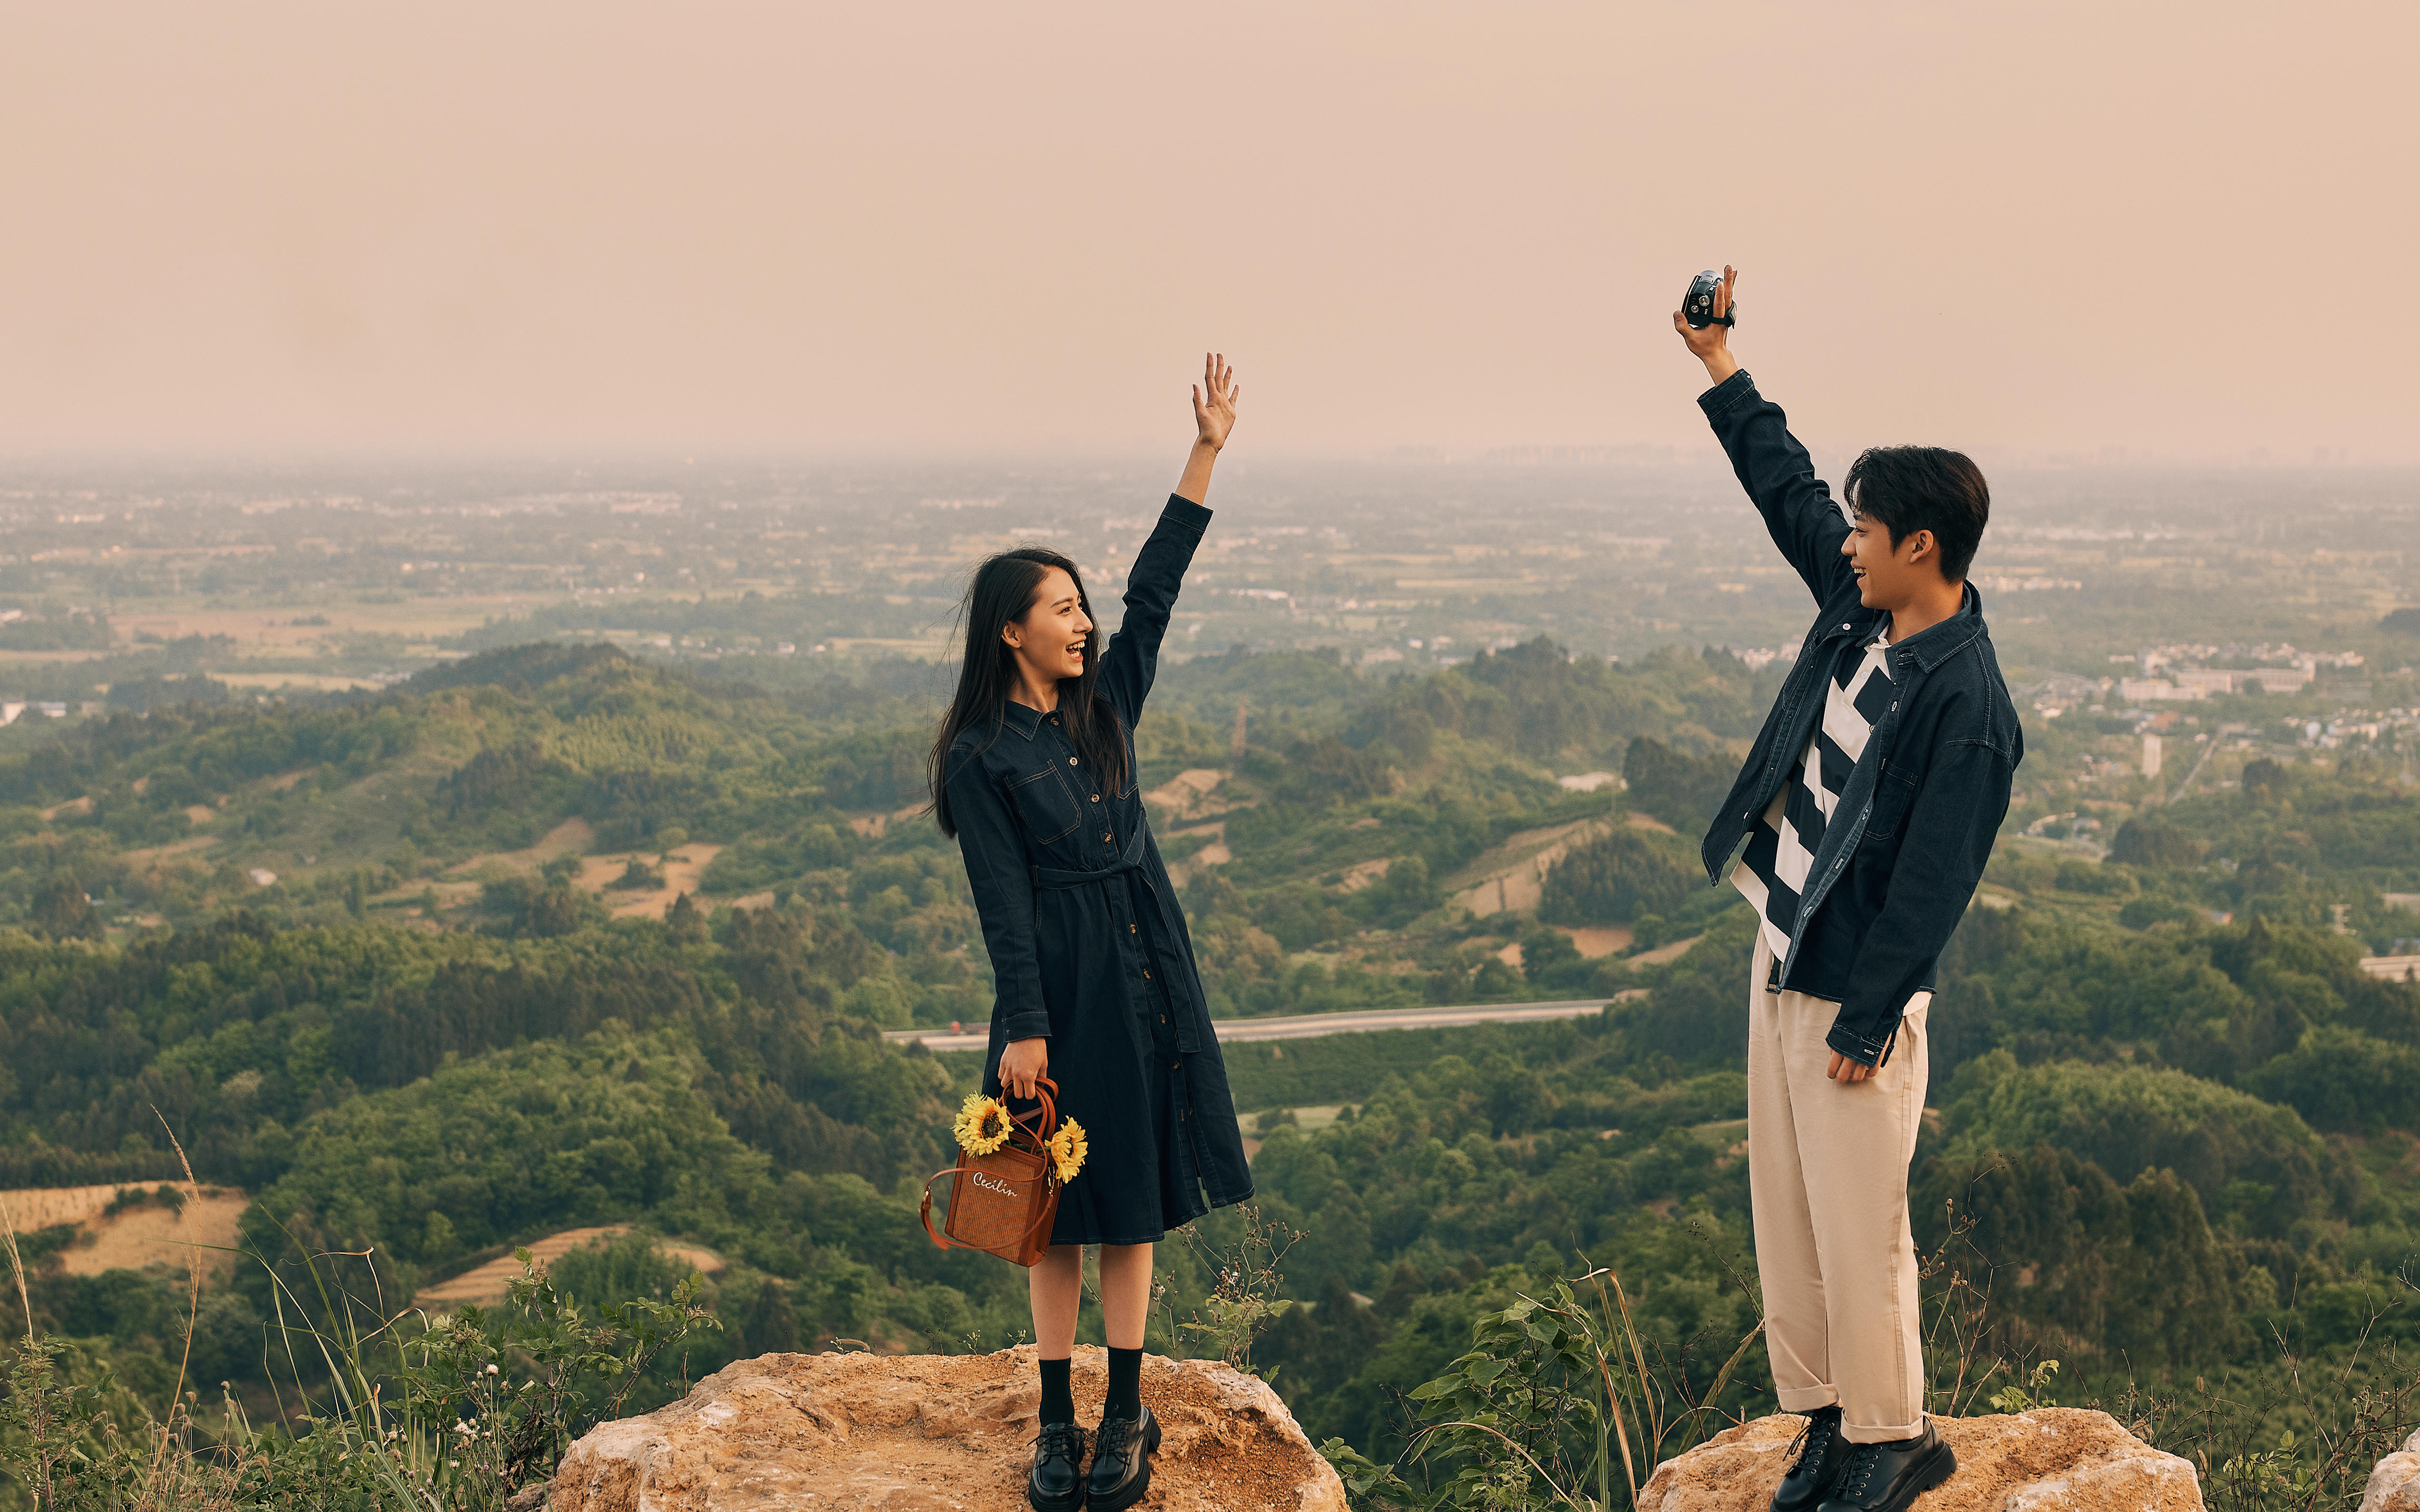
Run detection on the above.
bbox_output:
[880,995,1643,1054]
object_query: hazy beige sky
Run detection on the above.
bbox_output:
[0,1,2410,459]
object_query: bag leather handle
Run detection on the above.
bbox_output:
[1008,1076,1059,1144]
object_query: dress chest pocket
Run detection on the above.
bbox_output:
[1006,765,1084,844]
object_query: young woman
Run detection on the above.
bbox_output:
[930,354,1252,1512]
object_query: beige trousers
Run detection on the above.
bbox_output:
[1746,933,1930,1444]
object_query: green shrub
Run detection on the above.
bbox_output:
[1938,1052,2341,1232]
[1620,737,1732,834]
[1540,827,1692,927]
[2109,814,2205,869]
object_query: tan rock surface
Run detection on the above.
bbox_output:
[2360,1426,2420,1512]
[1639,1408,2205,1511]
[550,1345,1345,1512]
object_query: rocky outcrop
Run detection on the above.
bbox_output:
[549,1345,1345,1512]
[2362,1427,2420,1511]
[1639,1408,2205,1510]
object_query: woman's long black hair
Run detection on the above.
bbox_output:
[929,547,1129,838]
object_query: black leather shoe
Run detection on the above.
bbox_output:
[1086,1404,1161,1512]
[1816,1420,1955,1512]
[1772,1404,1848,1512]
[1027,1420,1088,1512]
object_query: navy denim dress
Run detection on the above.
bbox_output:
[943,494,1254,1246]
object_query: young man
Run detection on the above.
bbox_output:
[1674,269,2020,1512]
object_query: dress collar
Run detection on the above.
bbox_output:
[998,698,1052,737]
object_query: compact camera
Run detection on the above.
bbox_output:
[1683,269,1736,330]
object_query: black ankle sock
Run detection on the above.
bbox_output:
[1039,1356,1074,1425]
[1105,1346,1142,1420]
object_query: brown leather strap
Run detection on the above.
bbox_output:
[920,1168,956,1250]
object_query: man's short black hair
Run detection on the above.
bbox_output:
[1843,446,1990,582]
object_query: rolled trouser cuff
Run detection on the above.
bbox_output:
[1775,1385,1841,1414]
[1840,1412,1928,1446]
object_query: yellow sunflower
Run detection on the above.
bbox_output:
[1046,1117,1088,1183]
[954,1094,1014,1156]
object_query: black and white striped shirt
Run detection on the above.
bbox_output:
[1732,634,1895,966]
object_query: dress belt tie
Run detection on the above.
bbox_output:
[1031,825,1151,889]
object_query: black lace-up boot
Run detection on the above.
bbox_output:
[1085,1403,1161,1512]
[1027,1420,1088,1512]
[1816,1419,1955,1512]
[1772,1404,1849,1512]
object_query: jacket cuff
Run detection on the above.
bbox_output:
[1697,368,1757,419]
[1161,494,1214,533]
[999,1011,1053,1042]
[1824,1015,1895,1068]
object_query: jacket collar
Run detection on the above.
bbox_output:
[997,698,1046,737]
[1815,583,1988,675]
[1894,582,1990,674]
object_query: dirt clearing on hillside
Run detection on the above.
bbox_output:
[0,1183,249,1282]
[415,1226,725,1308]
[566,846,725,919]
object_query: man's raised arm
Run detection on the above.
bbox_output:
[1674,267,1856,604]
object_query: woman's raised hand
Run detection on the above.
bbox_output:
[1192,352,1240,452]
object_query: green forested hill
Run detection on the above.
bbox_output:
[2,639,2417,1506]
[1214,898,2417,1434]
[0,906,948,1199]
[0,637,1781,1022]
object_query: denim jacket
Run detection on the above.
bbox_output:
[1695,370,2024,1066]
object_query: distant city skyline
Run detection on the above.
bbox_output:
[0,2,2410,461]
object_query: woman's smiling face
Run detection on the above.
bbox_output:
[1004,566,1093,686]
